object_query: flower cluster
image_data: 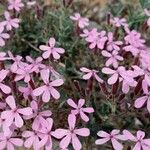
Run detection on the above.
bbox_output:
[0,1,150,150]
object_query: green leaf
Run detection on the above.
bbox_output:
[139,0,146,8]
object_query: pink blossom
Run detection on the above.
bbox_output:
[139,49,150,70]
[2,11,20,31]
[14,63,33,83]
[119,69,137,94]
[123,130,150,150]
[0,52,9,61]
[28,101,52,130]
[53,114,90,150]
[106,32,123,51]
[39,37,65,60]
[134,85,150,113]
[67,98,94,122]
[95,130,126,150]
[0,69,11,94]
[18,84,36,100]
[80,67,103,83]
[22,130,41,149]
[0,117,12,137]
[0,133,23,150]
[132,65,150,91]
[26,56,45,73]
[102,50,123,68]
[124,30,145,47]
[102,66,125,85]
[80,28,99,41]
[8,0,24,12]
[123,30,145,56]
[44,66,62,80]
[37,118,56,150]
[33,69,64,102]
[8,51,23,73]
[70,13,89,28]
[110,17,128,27]
[0,27,10,47]
[87,30,107,50]
[144,9,150,26]
[1,95,32,128]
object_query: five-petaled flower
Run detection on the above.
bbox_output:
[95,130,126,150]
[106,32,123,51]
[0,132,23,150]
[67,98,94,122]
[123,130,150,150]
[80,67,103,83]
[8,0,24,12]
[1,95,33,128]
[110,17,128,27]
[33,69,64,102]
[70,13,89,28]
[102,50,124,68]
[39,37,65,60]
[53,114,90,150]
[134,85,150,113]
[1,11,20,31]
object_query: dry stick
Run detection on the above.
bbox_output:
[21,39,40,52]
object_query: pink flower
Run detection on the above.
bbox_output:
[123,130,150,150]
[8,0,24,12]
[8,51,24,72]
[67,98,94,122]
[110,17,128,27]
[1,95,32,128]
[39,37,65,60]
[26,56,45,73]
[70,13,89,28]
[2,11,20,31]
[33,69,64,102]
[132,65,150,91]
[29,101,52,130]
[45,66,62,80]
[0,133,23,150]
[0,26,10,47]
[53,114,90,150]
[18,84,36,100]
[37,118,56,150]
[87,30,107,50]
[0,52,9,61]
[15,63,33,83]
[123,30,145,56]
[22,130,41,149]
[124,30,145,47]
[95,130,126,150]
[102,66,125,85]
[81,28,99,41]
[102,50,124,68]
[121,70,137,94]
[0,69,11,94]
[0,117,12,137]
[80,67,103,83]
[144,9,150,26]
[106,32,123,51]
[134,85,150,113]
